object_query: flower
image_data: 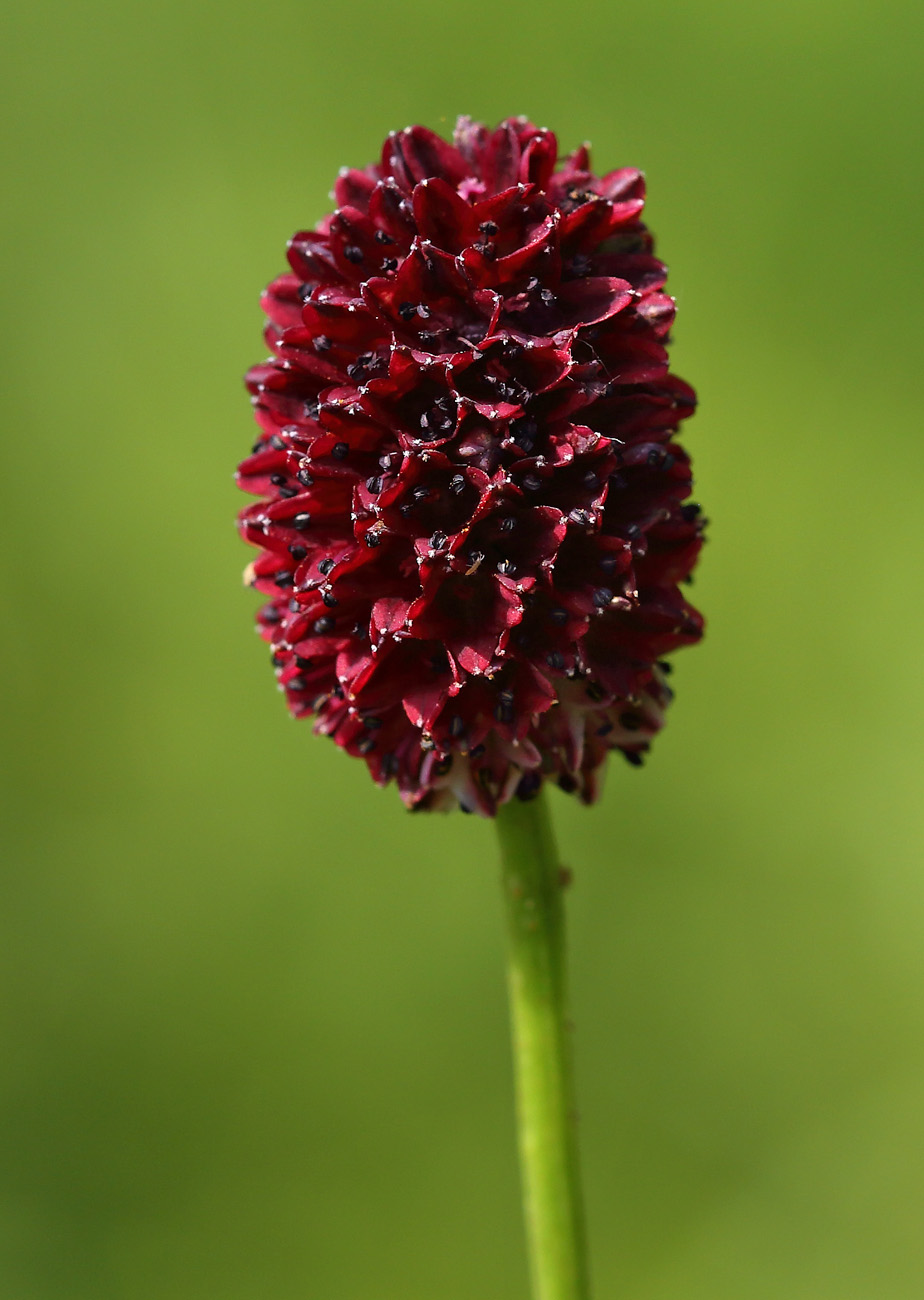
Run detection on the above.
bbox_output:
[237,116,704,816]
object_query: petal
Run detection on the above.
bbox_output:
[412,178,476,252]
[334,166,378,210]
[382,126,469,189]
[555,277,634,329]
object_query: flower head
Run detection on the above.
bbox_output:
[238,116,704,815]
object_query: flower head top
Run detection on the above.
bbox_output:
[238,117,704,815]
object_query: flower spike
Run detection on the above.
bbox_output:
[238,117,705,815]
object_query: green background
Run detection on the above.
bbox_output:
[2,1,923,1296]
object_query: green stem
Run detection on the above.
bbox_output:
[496,790,591,1300]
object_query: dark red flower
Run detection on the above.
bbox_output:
[237,116,705,815]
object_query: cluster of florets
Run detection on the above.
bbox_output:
[237,116,704,815]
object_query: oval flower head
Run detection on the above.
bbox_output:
[238,117,705,816]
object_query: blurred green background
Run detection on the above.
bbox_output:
[2,0,923,1296]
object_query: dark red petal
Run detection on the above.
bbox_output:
[350,638,452,720]
[412,178,476,252]
[519,130,558,190]
[453,116,490,168]
[407,567,524,675]
[598,167,645,203]
[327,206,385,281]
[485,119,523,193]
[286,231,344,286]
[459,212,561,289]
[260,275,305,330]
[368,179,417,245]
[383,126,470,190]
[555,277,634,329]
[334,166,378,210]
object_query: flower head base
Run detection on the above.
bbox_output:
[238,117,704,815]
